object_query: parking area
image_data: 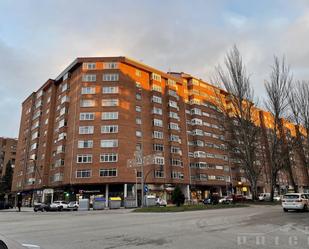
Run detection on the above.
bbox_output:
[1,205,309,249]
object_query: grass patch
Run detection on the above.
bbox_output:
[133,204,249,213]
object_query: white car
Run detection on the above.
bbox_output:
[49,201,68,211]
[282,193,309,212]
[258,193,270,201]
[156,198,167,207]
[67,201,79,211]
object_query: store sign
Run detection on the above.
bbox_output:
[79,190,101,194]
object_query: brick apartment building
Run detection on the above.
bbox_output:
[11,57,309,205]
[0,137,17,177]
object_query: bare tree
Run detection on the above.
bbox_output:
[288,81,309,187]
[215,46,263,200]
[264,56,297,201]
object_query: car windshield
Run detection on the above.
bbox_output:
[284,195,300,199]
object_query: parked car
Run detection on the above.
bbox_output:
[218,196,233,204]
[156,198,167,207]
[282,193,309,212]
[33,202,50,212]
[49,201,68,211]
[258,193,271,201]
[273,195,282,201]
[232,194,247,202]
[67,201,79,211]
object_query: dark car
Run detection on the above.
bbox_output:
[232,194,247,202]
[33,203,50,212]
[203,194,220,205]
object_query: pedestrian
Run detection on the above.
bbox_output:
[17,200,21,212]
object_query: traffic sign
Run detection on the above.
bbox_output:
[144,185,148,193]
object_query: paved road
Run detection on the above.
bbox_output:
[0,205,309,249]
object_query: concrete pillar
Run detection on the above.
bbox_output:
[186,185,191,201]
[105,184,109,208]
[218,187,222,197]
[124,184,128,198]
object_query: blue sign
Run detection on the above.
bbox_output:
[144,185,148,193]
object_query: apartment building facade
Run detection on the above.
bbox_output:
[0,137,17,177]
[11,57,309,204]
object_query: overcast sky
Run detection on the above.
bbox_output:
[1,0,309,137]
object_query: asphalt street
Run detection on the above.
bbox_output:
[0,205,309,249]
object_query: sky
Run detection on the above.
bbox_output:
[1,0,309,137]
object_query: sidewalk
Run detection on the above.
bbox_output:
[0,207,33,213]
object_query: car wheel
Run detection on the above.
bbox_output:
[58,206,63,211]
[303,205,308,212]
[283,208,288,212]
[34,209,38,212]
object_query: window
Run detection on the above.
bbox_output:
[151,84,162,92]
[136,106,141,112]
[101,139,118,148]
[136,69,141,77]
[58,132,67,141]
[154,156,165,165]
[151,73,161,82]
[102,86,119,94]
[153,119,163,127]
[169,100,178,109]
[76,170,91,178]
[100,168,117,177]
[170,134,180,143]
[82,74,96,82]
[169,122,179,130]
[167,79,176,87]
[58,119,67,128]
[171,146,181,155]
[61,83,68,92]
[77,154,92,163]
[191,118,203,125]
[171,171,184,179]
[153,131,163,139]
[136,118,142,124]
[103,62,118,69]
[152,107,162,115]
[136,131,142,137]
[102,112,118,120]
[80,112,95,120]
[152,95,162,104]
[153,144,164,151]
[169,112,179,120]
[102,73,119,81]
[80,99,95,107]
[31,131,39,140]
[83,62,96,69]
[171,158,183,166]
[100,153,118,162]
[136,82,141,88]
[192,129,204,136]
[81,87,96,94]
[102,99,119,106]
[78,140,93,148]
[51,173,64,182]
[30,143,37,151]
[155,170,164,178]
[79,126,94,134]
[136,93,142,100]
[101,125,118,133]
[191,108,202,115]
[168,89,179,99]
[194,151,206,158]
[60,107,67,116]
[61,95,69,104]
